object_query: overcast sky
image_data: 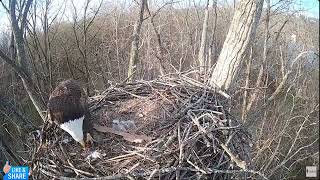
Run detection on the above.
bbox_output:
[0,0,319,31]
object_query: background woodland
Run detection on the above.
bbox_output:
[0,0,319,179]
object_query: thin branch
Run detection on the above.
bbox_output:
[0,49,32,82]
[21,0,33,34]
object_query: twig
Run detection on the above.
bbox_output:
[220,143,246,170]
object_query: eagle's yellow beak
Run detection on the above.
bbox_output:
[79,140,86,148]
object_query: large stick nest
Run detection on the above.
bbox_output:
[27,75,266,179]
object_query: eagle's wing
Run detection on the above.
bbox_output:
[47,95,66,124]
[47,80,84,124]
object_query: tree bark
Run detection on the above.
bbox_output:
[246,0,270,113]
[209,0,264,90]
[127,0,146,82]
[208,0,218,69]
[241,47,253,121]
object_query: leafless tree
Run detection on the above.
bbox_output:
[127,0,147,82]
[208,0,218,69]
[0,0,46,121]
[197,0,209,77]
[145,0,175,76]
[71,0,103,94]
[26,0,66,97]
[244,0,270,119]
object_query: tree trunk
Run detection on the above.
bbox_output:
[197,0,210,76]
[246,0,270,113]
[127,0,146,82]
[209,0,264,90]
[208,0,218,70]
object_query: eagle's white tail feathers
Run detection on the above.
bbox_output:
[60,116,84,143]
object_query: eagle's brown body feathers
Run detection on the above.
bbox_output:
[48,80,84,124]
[47,79,93,148]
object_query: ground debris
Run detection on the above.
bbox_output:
[27,75,265,179]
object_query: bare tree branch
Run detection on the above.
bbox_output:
[0,49,31,82]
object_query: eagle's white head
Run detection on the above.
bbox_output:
[60,115,85,147]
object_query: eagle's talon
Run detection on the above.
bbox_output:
[80,139,86,148]
[86,133,95,145]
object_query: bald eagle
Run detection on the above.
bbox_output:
[47,79,94,148]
